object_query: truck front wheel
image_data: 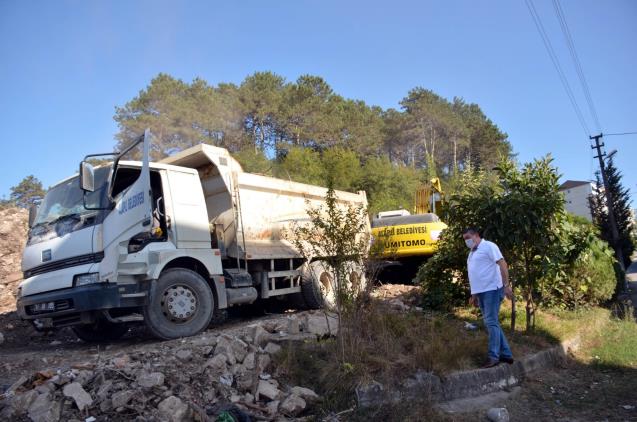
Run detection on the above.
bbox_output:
[144,268,215,339]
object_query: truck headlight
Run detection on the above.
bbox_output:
[74,272,100,286]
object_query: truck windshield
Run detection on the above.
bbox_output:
[33,165,112,226]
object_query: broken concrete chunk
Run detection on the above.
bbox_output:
[205,354,228,373]
[487,407,510,422]
[265,400,279,415]
[249,324,270,347]
[280,394,306,416]
[111,390,135,408]
[137,371,165,388]
[256,380,281,401]
[256,353,271,374]
[214,336,237,365]
[28,393,62,422]
[175,349,193,362]
[230,338,248,363]
[243,352,256,370]
[62,382,93,411]
[264,342,282,355]
[290,386,319,402]
[8,389,38,416]
[157,395,191,422]
[287,316,300,334]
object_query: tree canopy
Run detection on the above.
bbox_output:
[114,72,512,213]
[8,175,46,208]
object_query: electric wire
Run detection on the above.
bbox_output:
[552,0,602,133]
[604,131,637,137]
[525,0,590,136]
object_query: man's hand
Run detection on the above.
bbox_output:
[469,294,479,307]
[503,285,513,300]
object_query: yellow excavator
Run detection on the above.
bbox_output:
[371,178,447,281]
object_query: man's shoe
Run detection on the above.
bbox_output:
[499,356,514,364]
[481,359,500,369]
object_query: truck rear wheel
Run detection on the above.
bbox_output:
[144,268,215,340]
[301,261,336,309]
[72,319,129,343]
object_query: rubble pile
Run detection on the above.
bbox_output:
[0,312,336,421]
[371,284,423,312]
[0,207,28,314]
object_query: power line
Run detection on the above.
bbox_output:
[525,0,590,136]
[604,131,637,137]
[552,0,601,132]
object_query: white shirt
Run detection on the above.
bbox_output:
[467,239,504,294]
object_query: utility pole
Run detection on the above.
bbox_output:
[590,133,626,278]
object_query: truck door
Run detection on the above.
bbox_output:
[99,131,153,282]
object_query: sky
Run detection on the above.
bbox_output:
[1,0,635,201]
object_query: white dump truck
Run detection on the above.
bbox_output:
[17,130,369,340]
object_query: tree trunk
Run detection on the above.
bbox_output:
[510,277,516,331]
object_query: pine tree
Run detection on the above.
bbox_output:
[9,175,46,208]
[589,158,634,269]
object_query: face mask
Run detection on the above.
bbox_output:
[465,238,475,249]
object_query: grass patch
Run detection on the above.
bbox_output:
[273,299,636,420]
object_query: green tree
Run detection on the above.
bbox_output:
[419,157,565,331]
[233,149,272,175]
[292,183,370,362]
[360,156,421,216]
[10,175,46,208]
[321,147,362,192]
[274,147,324,186]
[114,73,244,160]
[590,159,635,270]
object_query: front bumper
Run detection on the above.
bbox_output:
[17,283,146,326]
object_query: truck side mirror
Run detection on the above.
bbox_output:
[28,203,38,228]
[79,161,95,192]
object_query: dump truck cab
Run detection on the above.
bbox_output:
[17,130,368,340]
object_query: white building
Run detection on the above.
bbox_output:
[559,180,595,221]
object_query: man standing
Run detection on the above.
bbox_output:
[463,228,514,368]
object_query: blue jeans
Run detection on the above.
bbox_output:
[477,287,512,361]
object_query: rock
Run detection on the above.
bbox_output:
[290,386,319,402]
[305,313,338,336]
[230,338,248,363]
[487,407,510,422]
[256,353,271,374]
[244,392,254,403]
[256,380,281,401]
[243,352,256,370]
[75,370,94,387]
[8,389,38,415]
[287,316,300,334]
[96,380,113,401]
[28,393,62,422]
[111,390,135,408]
[111,355,130,368]
[219,372,234,386]
[175,349,193,362]
[157,395,191,422]
[137,371,165,388]
[249,324,270,347]
[205,354,228,373]
[63,382,93,411]
[280,394,306,416]
[265,400,279,415]
[0,332,4,345]
[230,394,241,403]
[264,342,282,355]
[236,373,255,392]
[388,298,410,312]
[355,380,385,408]
[214,336,237,365]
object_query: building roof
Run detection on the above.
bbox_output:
[558,180,591,191]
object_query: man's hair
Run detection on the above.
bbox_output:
[463,227,480,236]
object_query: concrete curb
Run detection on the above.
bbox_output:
[355,335,581,407]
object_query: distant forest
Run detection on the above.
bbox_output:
[115,72,512,214]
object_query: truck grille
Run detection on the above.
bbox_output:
[23,252,104,278]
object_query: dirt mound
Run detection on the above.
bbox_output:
[0,207,28,314]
